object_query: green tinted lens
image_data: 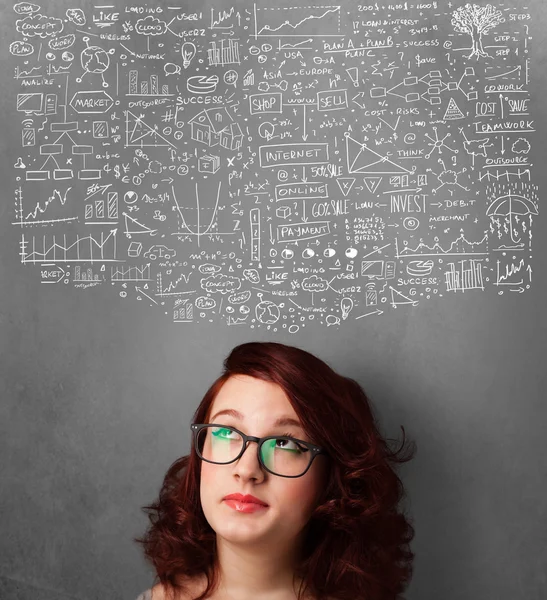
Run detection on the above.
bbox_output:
[260,436,310,476]
[197,426,311,476]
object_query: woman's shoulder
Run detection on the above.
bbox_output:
[135,584,173,600]
[134,584,172,600]
[137,577,205,600]
[137,578,337,600]
[134,589,152,600]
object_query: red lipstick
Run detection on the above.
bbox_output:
[223,493,268,506]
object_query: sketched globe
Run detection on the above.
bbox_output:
[81,46,110,74]
[255,300,280,325]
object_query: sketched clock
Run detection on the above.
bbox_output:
[10,1,539,332]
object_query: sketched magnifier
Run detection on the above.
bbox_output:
[258,122,276,141]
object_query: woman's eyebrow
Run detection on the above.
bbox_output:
[210,408,303,429]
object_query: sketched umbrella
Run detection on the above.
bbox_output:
[486,194,538,243]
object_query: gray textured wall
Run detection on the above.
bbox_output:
[1,0,546,599]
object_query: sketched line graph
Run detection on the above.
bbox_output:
[494,258,530,286]
[210,7,241,29]
[171,181,237,247]
[19,230,118,264]
[253,4,342,37]
[13,186,78,226]
[111,264,151,282]
[156,271,195,297]
[395,232,489,258]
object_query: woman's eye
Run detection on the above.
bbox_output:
[213,427,235,438]
[275,437,305,452]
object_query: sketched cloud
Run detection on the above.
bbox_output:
[135,16,168,36]
[201,274,242,295]
[16,13,64,38]
[302,275,329,293]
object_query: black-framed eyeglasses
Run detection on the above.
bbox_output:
[191,423,328,478]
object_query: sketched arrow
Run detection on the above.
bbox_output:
[351,92,366,108]
[378,115,401,131]
[355,309,383,319]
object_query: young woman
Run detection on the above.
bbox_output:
[134,341,416,600]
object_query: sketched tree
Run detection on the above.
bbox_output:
[451,4,505,60]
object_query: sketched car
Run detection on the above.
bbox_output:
[144,245,176,260]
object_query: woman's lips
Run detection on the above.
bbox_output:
[224,499,269,513]
[223,493,268,506]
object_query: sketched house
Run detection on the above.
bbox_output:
[189,107,243,151]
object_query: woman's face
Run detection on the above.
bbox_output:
[199,374,328,550]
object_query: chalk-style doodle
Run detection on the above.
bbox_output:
[253,5,342,38]
[424,127,457,159]
[76,38,115,87]
[9,0,539,327]
[125,111,176,148]
[445,259,485,292]
[451,4,505,60]
[128,70,172,97]
[486,193,538,245]
[189,108,243,150]
[208,39,240,66]
[346,136,412,175]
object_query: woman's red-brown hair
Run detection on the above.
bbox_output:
[135,341,417,600]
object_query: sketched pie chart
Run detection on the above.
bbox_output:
[187,75,219,94]
[124,191,138,204]
[407,260,434,276]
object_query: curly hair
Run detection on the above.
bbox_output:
[135,341,417,600]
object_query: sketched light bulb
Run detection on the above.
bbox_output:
[181,42,196,68]
[340,297,354,320]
